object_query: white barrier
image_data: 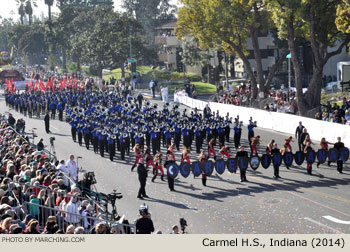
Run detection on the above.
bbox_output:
[174,93,350,146]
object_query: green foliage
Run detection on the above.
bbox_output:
[336,0,350,34]
[67,62,77,72]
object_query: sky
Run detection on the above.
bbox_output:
[0,0,178,21]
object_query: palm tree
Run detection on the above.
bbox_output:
[15,0,26,24]
[45,0,54,20]
[24,0,37,25]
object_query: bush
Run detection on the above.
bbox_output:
[67,62,77,73]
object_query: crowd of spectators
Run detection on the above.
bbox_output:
[316,98,350,125]
[215,82,298,114]
[0,113,125,234]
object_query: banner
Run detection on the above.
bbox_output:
[165,148,348,179]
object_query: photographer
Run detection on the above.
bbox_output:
[36,139,44,151]
[135,203,154,234]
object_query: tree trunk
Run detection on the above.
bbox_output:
[263,50,289,97]
[226,41,258,98]
[250,27,265,96]
[230,55,235,78]
[29,14,32,25]
[98,61,103,79]
[287,20,307,116]
[48,5,51,20]
[62,49,66,70]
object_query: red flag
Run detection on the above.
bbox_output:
[34,80,39,91]
[29,79,33,90]
[60,79,66,90]
[39,80,46,91]
[52,81,56,93]
[84,78,89,91]
[12,81,16,93]
[46,79,50,90]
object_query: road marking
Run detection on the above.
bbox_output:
[304,217,342,234]
[51,125,59,131]
[249,175,350,218]
[323,215,350,225]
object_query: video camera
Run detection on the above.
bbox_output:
[249,116,257,126]
[49,137,55,145]
[179,218,188,234]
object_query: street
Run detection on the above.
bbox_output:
[1,91,350,234]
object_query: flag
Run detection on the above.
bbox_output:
[286,53,292,59]
[29,79,33,90]
[39,80,46,91]
[84,78,89,91]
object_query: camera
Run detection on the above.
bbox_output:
[49,137,55,144]
[179,218,187,233]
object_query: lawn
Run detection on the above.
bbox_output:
[321,91,350,105]
[167,81,216,94]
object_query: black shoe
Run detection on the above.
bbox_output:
[137,196,143,199]
[241,180,244,182]
[170,189,175,191]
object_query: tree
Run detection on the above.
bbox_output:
[45,0,54,20]
[82,7,147,78]
[268,0,350,116]
[17,24,48,65]
[122,0,177,43]
[176,0,288,99]
[180,37,212,82]
[15,0,26,25]
[25,0,37,25]
[336,0,350,34]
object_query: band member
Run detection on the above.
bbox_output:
[266,139,275,155]
[300,128,310,152]
[250,136,260,156]
[145,148,155,171]
[317,137,333,168]
[166,144,176,191]
[284,136,293,152]
[208,138,216,160]
[233,123,242,149]
[137,158,149,199]
[334,137,345,174]
[236,146,249,182]
[132,144,143,171]
[271,143,281,179]
[247,119,257,149]
[152,153,164,182]
[199,151,208,186]
[181,147,191,164]
[304,141,314,175]
[77,124,83,146]
[220,146,230,159]
[295,121,305,151]
[108,135,116,162]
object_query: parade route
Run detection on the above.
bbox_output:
[1,92,349,234]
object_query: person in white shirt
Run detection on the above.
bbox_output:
[163,86,168,101]
[57,160,69,187]
[229,83,233,92]
[66,154,78,182]
[65,193,80,225]
[149,80,154,96]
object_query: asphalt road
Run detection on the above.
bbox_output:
[1,90,350,234]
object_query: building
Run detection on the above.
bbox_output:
[155,19,180,71]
